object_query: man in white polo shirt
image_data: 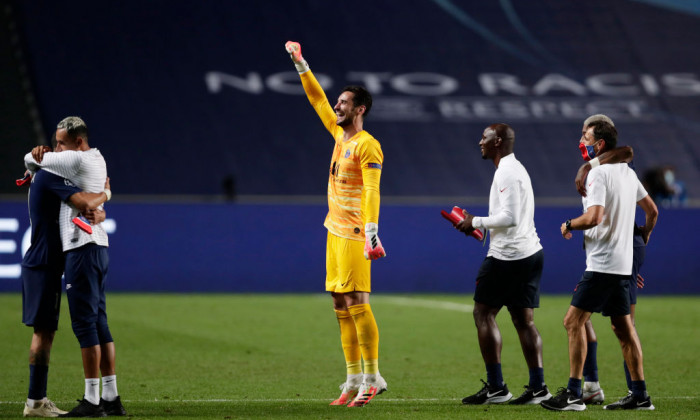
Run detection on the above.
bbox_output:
[541,120,658,412]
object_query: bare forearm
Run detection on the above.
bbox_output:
[598,146,633,165]
[570,206,604,230]
[70,192,108,213]
[638,195,658,243]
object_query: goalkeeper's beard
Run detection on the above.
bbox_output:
[337,115,352,127]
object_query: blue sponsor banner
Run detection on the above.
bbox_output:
[1,202,697,294]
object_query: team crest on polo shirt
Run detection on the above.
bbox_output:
[344,149,351,159]
[64,179,76,187]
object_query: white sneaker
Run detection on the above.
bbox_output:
[347,373,388,407]
[582,381,605,405]
[23,399,68,417]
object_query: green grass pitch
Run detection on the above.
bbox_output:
[0,293,698,419]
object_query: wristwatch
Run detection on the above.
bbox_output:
[565,219,572,231]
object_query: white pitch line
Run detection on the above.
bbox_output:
[377,296,473,313]
[0,396,696,405]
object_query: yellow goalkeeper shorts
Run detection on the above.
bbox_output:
[326,231,371,293]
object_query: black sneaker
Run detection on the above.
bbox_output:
[604,393,655,410]
[59,398,107,417]
[462,379,512,404]
[540,387,586,411]
[100,396,127,416]
[509,385,552,405]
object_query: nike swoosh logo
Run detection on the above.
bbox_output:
[486,391,502,398]
[589,182,593,187]
[637,401,648,406]
[567,398,580,404]
[500,188,507,192]
[533,390,545,396]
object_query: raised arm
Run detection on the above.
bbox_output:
[575,146,634,196]
[285,41,339,137]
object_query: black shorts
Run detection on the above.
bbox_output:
[65,244,109,330]
[474,249,543,309]
[629,245,646,305]
[21,264,64,330]
[571,271,630,317]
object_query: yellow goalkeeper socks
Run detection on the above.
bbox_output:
[335,309,362,375]
[348,303,379,374]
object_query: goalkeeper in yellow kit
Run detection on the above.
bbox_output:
[285,41,387,407]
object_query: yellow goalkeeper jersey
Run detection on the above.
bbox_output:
[300,71,384,241]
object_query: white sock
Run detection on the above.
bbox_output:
[363,372,378,383]
[84,378,100,405]
[347,373,362,387]
[101,375,118,402]
[584,381,600,390]
[26,398,42,408]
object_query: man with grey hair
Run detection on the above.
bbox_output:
[25,116,126,417]
[571,115,654,405]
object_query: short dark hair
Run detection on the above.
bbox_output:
[341,85,372,118]
[587,120,617,152]
[57,116,88,141]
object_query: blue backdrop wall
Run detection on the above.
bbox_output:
[1,202,697,294]
[11,0,700,200]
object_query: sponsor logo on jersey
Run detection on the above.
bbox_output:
[367,163,382,169]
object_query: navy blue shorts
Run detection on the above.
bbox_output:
[21,264,64,330]
[65,244,109,345]
[571,271,630,317]
[474,249,544,309]
[629,245,645,305]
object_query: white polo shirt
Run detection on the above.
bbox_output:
[583,163,648,275]
[472,154,542,261]
[25,149,109,251]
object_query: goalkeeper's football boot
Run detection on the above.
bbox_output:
[329,381,360,406]
[462,379,512,404]
[604,393,655,410]
[347,374,387,407]
[509,384,552,405]
[582,381,605,404]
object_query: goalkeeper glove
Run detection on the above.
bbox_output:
[285,41,310,73]
[440,206,484,241]
[363,223,386,260]
[16,172,31,186]
[72,214,93,234]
